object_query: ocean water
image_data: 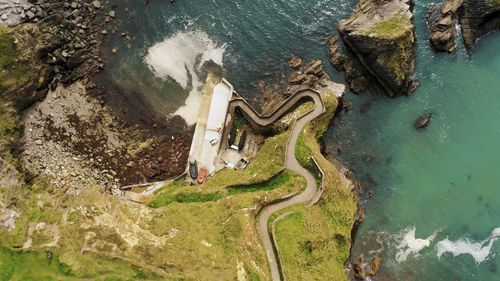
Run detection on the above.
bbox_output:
[102,0,500,280]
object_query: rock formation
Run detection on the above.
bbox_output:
[326,36,370,94]
[428,0,500,55]
[369,256,382,276]
[338,0,418,97]
[414,113,431,130]
[428,0,463,53]
[459,0,500,54]
[353,255,366,280]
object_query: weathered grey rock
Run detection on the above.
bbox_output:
[428,0,462,53]
[459,0,500,55]
[326,35,370,94]
[25,10,34,19]
[92,1,101,9]
[288,72,307,84]
[338,0,418,97]
[326,36,346,72]
[303,60,323,75]
[428,0,500,55]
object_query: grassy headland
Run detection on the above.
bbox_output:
[273,87,358,281]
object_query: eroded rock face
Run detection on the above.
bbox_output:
[428,0,463,53]
[338,0,418,97]
[459,0,500,54]
[353,255,366,280]
[326,36,370,94]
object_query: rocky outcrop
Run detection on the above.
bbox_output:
[353,255,366,280]
[428,0,500,55]
[326,36,370,94]
[260,60,341,116]
[428,0,463,53]
[338,0,418,97]
[459,0,500,54]
[368,256,382,276]
[414,112,431,130]
[1,2,107,110]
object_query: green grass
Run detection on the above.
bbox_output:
[149,172,297,207]
[0,26,29,92]
[0,103,21,167]
[0,80,354,281]
[0,247,77,281]
[0,247,162,281]
[273,205,351,281]
[367,10,412,39]
[272,85,357,281]
[377,36,412,84]
[149,130,290,207]
[295,131,315,173]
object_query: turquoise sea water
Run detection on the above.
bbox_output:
[103,0,500,279]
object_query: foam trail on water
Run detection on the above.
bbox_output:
[144,31,226,125]
[436,227,500,263]
[395,226,440,263]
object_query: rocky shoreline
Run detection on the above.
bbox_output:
[0,0,192,194]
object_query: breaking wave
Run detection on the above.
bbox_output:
[144,30,226,125]
[395,226,440,263]
[436,227,500,263]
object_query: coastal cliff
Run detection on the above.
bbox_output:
[428,0,463,53]
[338,0,418,97]
[428,0,500,54]
[459,0,500,54]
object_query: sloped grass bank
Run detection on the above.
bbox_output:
[149,172,297,208]
[0,26,29,93]
[273,87,358,281]
[0,247,160,281]
[149,130,290,208]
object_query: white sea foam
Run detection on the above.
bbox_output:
[395,226,440,262]
[436,227,500,263]
[144,30,226,125]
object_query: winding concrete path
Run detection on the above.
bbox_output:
[223,87,326,281]
[257,90,325,281]
[220,87,324,150]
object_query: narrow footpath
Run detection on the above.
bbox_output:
[255,90,326,281]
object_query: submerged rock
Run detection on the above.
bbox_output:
[414,113,432,130]
[338,0,418,97]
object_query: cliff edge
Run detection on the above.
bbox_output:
[338,0,418,97]
[459,0,500,54]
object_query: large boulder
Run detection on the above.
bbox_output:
[428,0,463,53]
[338,0,418,97]
[459,0,500,54]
